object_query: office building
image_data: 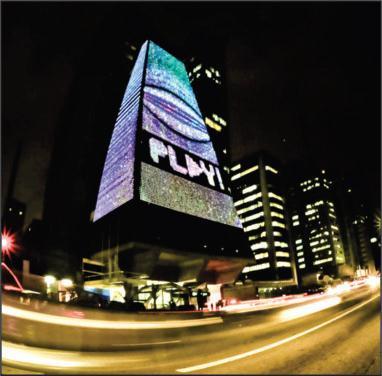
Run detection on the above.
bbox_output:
[187,58,230,178]
[90,40,251,291]
[230,153,296,285]
[352,214,377,275]
[287,168,346,280]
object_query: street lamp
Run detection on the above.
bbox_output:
[61,278,73,288]
[44,275,57,297]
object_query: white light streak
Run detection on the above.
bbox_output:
[2,305,222,329]
[176,295,379,373]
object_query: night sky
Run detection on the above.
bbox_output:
[3,2,381,227]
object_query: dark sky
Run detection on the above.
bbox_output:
[3,2,381,225]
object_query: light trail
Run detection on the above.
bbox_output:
[2,304,223,329]
[2,341,148,372]
[176,294,380,373]
[221,293,325,313]
[111,340,181,347]
[279,296,341,321]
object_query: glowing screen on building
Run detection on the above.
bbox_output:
[94,42,148,221]
[94,41,241,227]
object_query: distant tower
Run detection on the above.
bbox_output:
[230,152,297,286]
[187,58,230,180]
[287,169,346,280]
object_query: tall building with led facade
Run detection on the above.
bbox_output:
[287,168,346,280]
[92,41,251,285]
[187,58,230,179]
[230,153,296,286]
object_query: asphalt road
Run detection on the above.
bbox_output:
[2,287,380,374]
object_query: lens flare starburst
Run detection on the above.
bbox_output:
[1,228,18,259]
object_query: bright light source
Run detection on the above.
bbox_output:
[44,275,56,285]
[280,296,341,321]
[366,276,380,289]
[370,237,377,244]
[61,278,73,288]
[1,228,17,257]
[2,236,9,249]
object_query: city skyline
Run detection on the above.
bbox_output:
[2,3,380,375]
[3,2,380,227]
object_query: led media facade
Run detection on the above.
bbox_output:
[94,41,241,227]
[94,42,148,221]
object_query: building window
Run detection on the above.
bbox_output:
[231,165,259,181]
[265,165,278,174]
[242,263,270,272]
[231,164,241,172]
[276,261,291,268]
[254,252,269,259]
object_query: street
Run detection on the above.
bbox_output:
[2,284,380,374]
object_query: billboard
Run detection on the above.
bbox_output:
[94,41,241,228]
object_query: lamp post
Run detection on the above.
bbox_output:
[44,275,56,297]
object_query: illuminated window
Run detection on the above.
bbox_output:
[241,212,264,223]
[298,258,305,263]
[193,64,202,73]
[293,221,300,226]
[297,252,304,256]
[273,231,282,237]
[305,209,317,216]
[251,242,268,251]
[295,239,302,244]
[328,202,334,207]
[231,165,259,181]
[312,244,331,252]
[268,192,284,202]
[310,241,319,246]
[271,211,284,219]
[331,225,339,230]
[292,215,299,220]
[243,263,270,272]
[242,185,257,194]
[276,251,290,257]
[231,164,241,172]
[236,202,262,215]
[254,252,269,259]
[270,202,283,210]
[275,241,288,248]
[296,245,303,250]
[329,213,336,219]
[244,222,265,232]
[277,261,291,268]
[299,264,306,269]
[205,117,222,132]
[272,221,286,229]
[205,69,212,78]
[313,257,333,265]
[265,165,278,174]
[243,192,262,204]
